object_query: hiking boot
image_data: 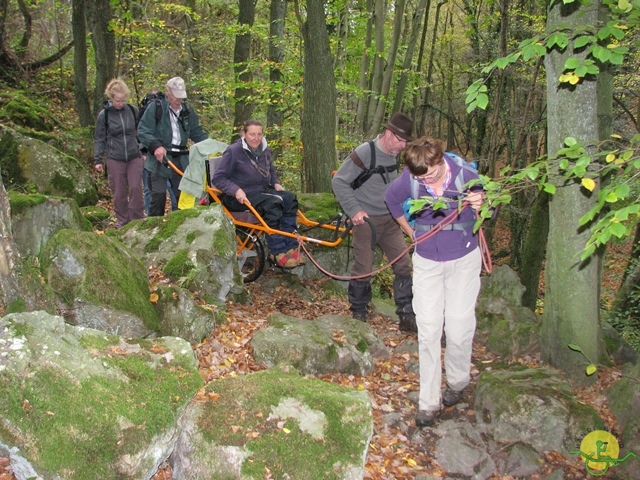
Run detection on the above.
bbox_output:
[269,253,298,269]
[286,248,306,265]
[398,313,417,333]
[415,409,439,428]
[442,387,463,407]
[352,311,367,322]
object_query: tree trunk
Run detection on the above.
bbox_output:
[233,0,256,137]
[86,0,116,117]
[299,0,337,193]
[364,0,385,132]
[355,0,374,134]
[520,191,549,310]
[541,0,610,385]
[267,0,288,162]
[72,0,92,127]
[367,0,406,138]
[418,0,446,135]
[393,0,429,115]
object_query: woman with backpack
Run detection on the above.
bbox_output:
[94,78,145,229]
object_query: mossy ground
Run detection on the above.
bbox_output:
[199,368,370,479]
[0,338,203,480]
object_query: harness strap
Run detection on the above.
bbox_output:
[414,220,475,233]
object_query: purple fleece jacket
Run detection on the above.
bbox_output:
[212,137,279,196]
[384,156,482,262]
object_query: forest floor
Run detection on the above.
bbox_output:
[0,204,634,480]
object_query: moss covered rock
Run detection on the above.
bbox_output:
[170,367,373,479]
[10,193,92,257]
[0,124,98,206]
[0,311,203,480]
[40,229,159,337]
[252,313,388,375]
[117,205,244,302]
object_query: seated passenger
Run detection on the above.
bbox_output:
[212,119,306,268]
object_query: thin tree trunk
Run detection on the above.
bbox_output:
[520,191,549,310]
[233,0,256,137]
[355,0,374,134]
[85,0,116,117]
[364,0,385,132]
[367,0,406,137]
[418,0,446,134]
[267,0,287,162]
[0,180,21,308]
[72,0,92,127]
[393,0,429,115]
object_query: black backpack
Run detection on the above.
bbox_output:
[138,91,165,126]
[349,141,398,190]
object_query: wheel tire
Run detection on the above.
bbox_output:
[235,228,265,283]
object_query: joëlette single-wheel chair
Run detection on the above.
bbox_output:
[165,139,353,283]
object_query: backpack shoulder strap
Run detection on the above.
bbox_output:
[444,152,475,192]
[411,174,419,199]
[349,140,376,170]
[128,104,138,128]
[103,107,109,132]
[155,98,163,124]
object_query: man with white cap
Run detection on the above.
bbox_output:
[138,76,208,216]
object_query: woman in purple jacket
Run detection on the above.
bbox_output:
[212,120,305,269]
[384,136,486,428]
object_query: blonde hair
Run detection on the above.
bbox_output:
[104,78,130,99]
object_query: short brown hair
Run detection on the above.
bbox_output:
[243,119,263,133]
[402,136,445,176]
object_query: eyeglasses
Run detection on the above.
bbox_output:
[392,132,407,143]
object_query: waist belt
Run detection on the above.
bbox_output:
[415,220,475,234]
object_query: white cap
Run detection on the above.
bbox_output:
[166,77,187,99]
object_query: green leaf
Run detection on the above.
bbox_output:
[586,364,597,376]
[543,183,556,194]
[477,93,489,110]
[564,57,580,69]
[568,343,583,352]
[610,222,627,238]
[573,36,592,48]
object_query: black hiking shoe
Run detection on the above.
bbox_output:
[442,387,463,407]
[398,313,417,333]
[352,311,367,322]
[415,409,439,428]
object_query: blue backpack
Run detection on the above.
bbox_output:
[403,152,478,227]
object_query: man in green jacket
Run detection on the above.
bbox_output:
[138,77,208,216]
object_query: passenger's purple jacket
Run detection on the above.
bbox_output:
[384,156,482,262]
[212,137,279,196]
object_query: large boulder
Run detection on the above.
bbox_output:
[117,206,244,302]
[0,311,203,480]
[9,192,92,257]
[476,265,540,358]
[474,367,603,455]
[40,229,160,337]
[170,367,373,479]
[0,125,98,206]
[252,313,389,375]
